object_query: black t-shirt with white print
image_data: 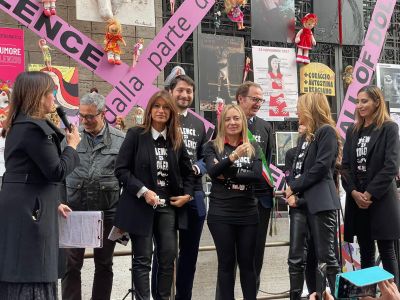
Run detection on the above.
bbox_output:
[154,136,170,200]
[204,141,262,224]
[179,112,207,191]
[356,124,374,175]
[293,140,310,179]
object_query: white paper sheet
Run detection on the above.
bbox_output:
[59,211,103,248]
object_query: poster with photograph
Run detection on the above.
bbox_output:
[251,0,295,43]
[198,34,244,111]
[76,0,155,27]
[275,131,298,166]
[376,63,400,112]
[252,46,298,121]
[0,27,24,126]
[28,65,79,118]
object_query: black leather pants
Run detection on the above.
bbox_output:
[288,208,340,299]
[130,205,177,300]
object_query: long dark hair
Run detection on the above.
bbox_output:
[268,55,281,74]
[353,85,390,132]
[141,90,183,151]
[2,71,55,137]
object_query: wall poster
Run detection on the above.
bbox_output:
[198,34,244,111]
[252,46,298,121]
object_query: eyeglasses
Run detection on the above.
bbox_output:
[77,112,102,121]
[245,96,265,104]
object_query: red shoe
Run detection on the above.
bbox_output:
[108,58,115,64]
[114,60,121,65]
[296,55,304,63]
[50,8,56,15]
[303,56,310,64]
[43,8,51,17]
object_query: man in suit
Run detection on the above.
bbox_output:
[236,81,274,294]
[61,92,125,300]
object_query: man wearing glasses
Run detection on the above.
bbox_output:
[61,92,125,300]
[236,81,274,296]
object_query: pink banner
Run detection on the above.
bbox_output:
[336,0,396,138]
[270,164,285,190]
[0,0,214,131]
[0,0,130,85]
[104,0,214,122]
[0,27,24,85]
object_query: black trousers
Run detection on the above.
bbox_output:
[209,222,258,300]
[288,208,339,299]
[61,218,116,300]
[355,209,399,285]
[132,205,177,300]
[151,191,206,300]
[175,191,206,300]
[254,201,272,294]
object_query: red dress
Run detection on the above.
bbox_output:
[268,72,289,117]
[297,28,313,50]
[104,33,123,54]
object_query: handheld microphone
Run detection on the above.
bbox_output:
[56,106,72,133]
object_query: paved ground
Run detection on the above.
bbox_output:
[58,217,291,300]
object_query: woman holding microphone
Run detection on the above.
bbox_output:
[0,71,80,299]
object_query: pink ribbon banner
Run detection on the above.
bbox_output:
[0,0,215,135]
[104,0,214,122]
[336,0,396,138]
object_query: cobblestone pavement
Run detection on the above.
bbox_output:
[59,217,291,299]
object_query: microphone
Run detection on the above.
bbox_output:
[56,106,72,133]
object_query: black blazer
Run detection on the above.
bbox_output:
[288,125,340,214]
[342,121,400,242]
[113,127,194,236]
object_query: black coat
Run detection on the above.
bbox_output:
[113,127,194,236]
[288,125,340,214]
[342,122,400,242]
[0,113,79,282]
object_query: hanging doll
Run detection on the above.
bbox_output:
[104,18,126,65]
[295,13,318,64]
[170,0,175,15]
[132,38,144,68]
[214,10,221,29]
[224,0,246,30]
[215,97,225,122]
[41,0,56,17]
[342,65,354,88]
[38,39,53,71]
[242,57,252,83]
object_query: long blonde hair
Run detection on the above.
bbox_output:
[354,85,391,131]
[224,0,247,13]
[141,90,183,151]
[213,104,254,157]
[297,92,342,164]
